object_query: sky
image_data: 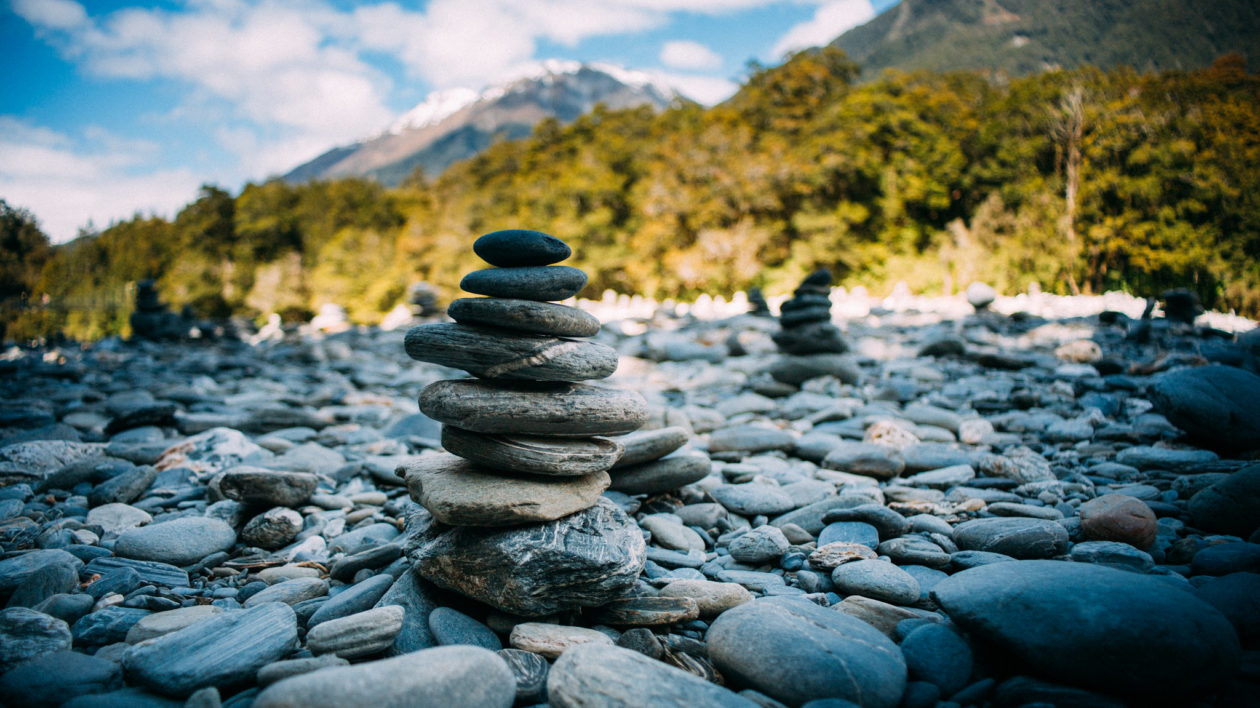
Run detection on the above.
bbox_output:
[1,0,900,243]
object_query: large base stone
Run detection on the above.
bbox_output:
[409,498,645,616]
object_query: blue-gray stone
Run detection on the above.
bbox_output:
[31,593,94,625]
[707,597,906,708]
[308,573,394,628]
[123,602,298,698]
[900,623,973,696]
[0,550,83,594]
[900,565,949,600]
[1190,542,1260,576]
[932,560,1241,696]
[1188,463,1260,538]
[71,606,149,647]
[474,229,571,267]
[85,557,188,589]
[85,565,143,599]
[114,517,236,567]
[61,687,182,708]
[0,649,122,707]
[952,517,1068,559]
[1194,572,1260,641]
[428,607,502,650]
[461,266,587,302]
[253,645,515,708]
[548,643,757,707]
[374,570,437,655]
[819,521,879,548]
[831,559,921,605]
[5,561,79,608]
[1148,365,1260,451]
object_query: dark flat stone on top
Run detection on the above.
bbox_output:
[474,230,571,267]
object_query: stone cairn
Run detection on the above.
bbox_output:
[766,268,857,387]
[129,279,186,341]
[400,229,651,616]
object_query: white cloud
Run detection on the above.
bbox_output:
[10,0,87,31]
[0,117,202,243]
[660,40,723,70]
[771,0,875,59]
[648,71,738,105]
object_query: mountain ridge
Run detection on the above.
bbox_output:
[284,61,679,186]
[831,0,1260,79]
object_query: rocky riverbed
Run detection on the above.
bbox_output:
[1,285,1259,708]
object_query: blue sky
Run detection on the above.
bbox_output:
[2,0,899,243]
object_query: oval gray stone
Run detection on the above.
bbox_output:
[114,517,236,567]
[306,605,404,659]
[932,560,1241,696]
[474,229,571,267]
[122,602,298,698]
[442,426,623,477]
[1188,462,1260,538]
[708,425,795,454]
[411,498,645,616]
[400,453,609,526]
[404,323,617,381]
[253,645,514,708]
[831,559,921,605]
[218,467,317,507]
[608,449,711,495]
[447,298,600,337]
[953,518,1069,559]
[0,607,72,672]
[767,354,861,385]
[420,380,648,437]
[461,266,587,301]
[548,643,758,708]
[612,426,690,469]
[707,597,907,708]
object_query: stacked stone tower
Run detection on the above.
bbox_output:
[400,229,649,616]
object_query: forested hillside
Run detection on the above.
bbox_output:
[4,49,1258,341]
[833,0,1260,79]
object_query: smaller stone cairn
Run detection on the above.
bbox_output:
[401,229,651,616]
[746,286,771,317]
[406,281,443,317]
[129,279,186,341]
[764,269,857,387]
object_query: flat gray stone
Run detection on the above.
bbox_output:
[474,229,571,267]
[420,380,648,437]
[405,323,617,381]
[0,607,72,672]
[0,550,83,594]
[114,517,236,567]
[609,449,711,495]
[306,605,404,659]
[932,560,1241,697]
[767,354,861,386]
[548,643,757,708]
[447,298,599,337]
[0,649,122,707]
[401,453,609,526]
[374,570,438,655]
[953,518,1069,559]
[441,426,622,477]
[612,426,689,468]
[411,498,645,616]
[708,597,906,708]
[822,442,906,480]
[123,602,298,698]
[711,483,796,516]
[461,266,587,301]
[831,559,921,605]
[708,425,795,454]
[218,467,317,507]
[253,645,515,708]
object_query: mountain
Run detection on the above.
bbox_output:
[285,61,678,186]
[832,0,1260,79]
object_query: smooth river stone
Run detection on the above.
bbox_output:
[114,517,236,567]
[608,449,711,495]
[420,380,648,437]
[952,518,1069,559]
[447,298,600,338]
[405,323,617,382]
[252,645,515,708]
[932,560,1241,697]
[410,498,645,616]
[474,229,572,267]
[399,453,610,527]
[441,426,623,477]
[707,597,907,708]
[461,266,588,301]
[547,644,758,708]
[218,467,317,507]
[612,426,690,468]
[122,602,298,698]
